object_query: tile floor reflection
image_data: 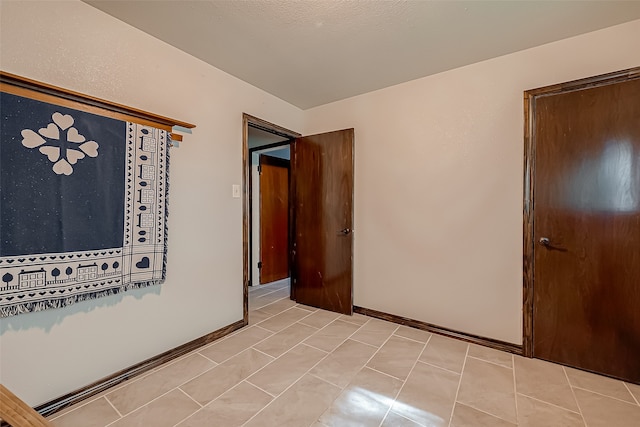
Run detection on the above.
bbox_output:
[49,279,640,427]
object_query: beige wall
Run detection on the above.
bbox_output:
[304,19,640,345]
[0,0,303,406]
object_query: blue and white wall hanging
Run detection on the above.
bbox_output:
[0,72,194,317]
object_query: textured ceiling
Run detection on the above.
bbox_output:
[85,1,640,109]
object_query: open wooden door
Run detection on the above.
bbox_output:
[291,129,354,315]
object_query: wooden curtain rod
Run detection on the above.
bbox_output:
[0,71,195,131]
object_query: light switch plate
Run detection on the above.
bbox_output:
[232,184,241,198]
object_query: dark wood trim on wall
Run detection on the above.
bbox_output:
[34,320,244,418]
[242,114,300,325]
[354,306,522,355]
[522,66,640,358]
[522,88,535,358]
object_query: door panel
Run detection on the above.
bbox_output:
[259,155,289,284]
[533,78,640,382]
[292,129,354,315]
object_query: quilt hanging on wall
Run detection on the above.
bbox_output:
[0,91,170,317]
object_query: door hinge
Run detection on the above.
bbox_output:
[257,165,262,174]
[258,261,262,269]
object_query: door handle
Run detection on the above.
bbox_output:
[538,237,566,252]
[338,228,351,236]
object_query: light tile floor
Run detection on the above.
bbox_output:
[49,279,640,427]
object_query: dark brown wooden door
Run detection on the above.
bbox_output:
[291,129,354,315]
[259,155,290,284]
[532,78,640,383]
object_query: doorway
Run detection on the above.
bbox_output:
[242,114,356,322]
[523,67,640,383]
[242,115,300,323]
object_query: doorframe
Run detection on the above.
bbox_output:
[242,113,300,324]
[522,66,640,357]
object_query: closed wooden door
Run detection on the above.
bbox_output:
[291,129,354,315]
[531,76,640,383]
[259,155,289,284]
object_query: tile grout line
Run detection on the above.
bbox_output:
[307,372,343,390]
[198,323,281,366]
[416,359,464,376]
[92,355,216,425]
[173,375,271,427]
[297,320,327,330]
[388,410,421,426]
[249,288,279,299]
[48,394,109,422]
[168,370,277,427]
[249,346,278,360]
[466,354,513,369]
[294,304,319,313]
[170,410,199,427]
[562,366,589,427]
[391,332,432,345]
[196,351,218,365]
[255,305,319,333]
[570,385,640,406]
[348,336,387,349]
[365,365,406,382]
[312,324,402,425]
[516,391,582,415]
[253,323,274,333]
[176,386,203,408]
[623,382,640,406]
[563,367,639,405]
[58,346,192,420]
[447,343,469,427]
[181,331,280,393]
[249,316,354,378]
[376,334,431,427]
[358,324,400,370]
[338,314,370,327]
[104,395,124,419]
[255,299,298,315]
[102,385,183,427]
[455,401,519,426]
[251,282,290,298]
[243,379,278,398]
[245,315,358,385]
[239,313,373,426]
[300,341,331,354]
[321,324,405,427]
[251,295,290,311]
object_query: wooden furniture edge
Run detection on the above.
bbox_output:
[0,71,195,131]
[27,319,245,420]
[0,385,52,427]
[353,306,523,355]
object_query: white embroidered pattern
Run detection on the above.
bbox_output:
[21,112,99,175]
